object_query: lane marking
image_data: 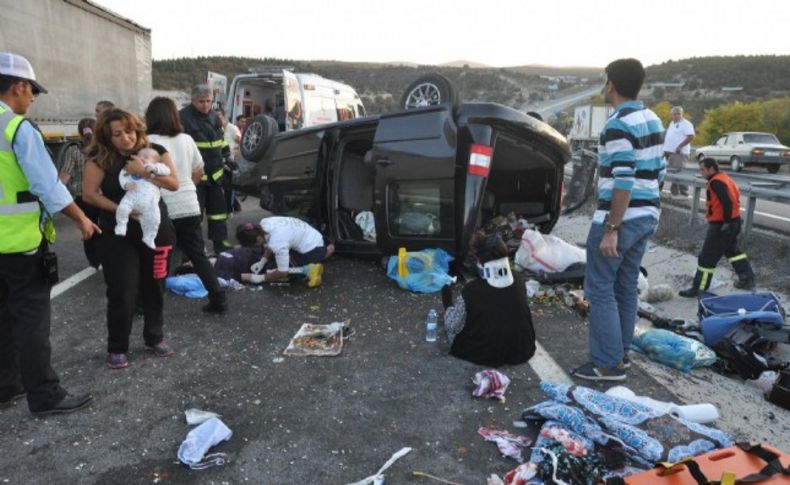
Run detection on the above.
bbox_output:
[530,340,573,384]
[50,266,98,299]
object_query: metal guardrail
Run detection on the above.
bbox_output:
[664,171,790,239]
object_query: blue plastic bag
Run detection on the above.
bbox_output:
[386,248,454,293]
[165,274,208,298]
[632,329,717,372]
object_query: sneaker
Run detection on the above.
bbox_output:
[571,362,626,382]
[306,263,324,288]
[678,287,700,298]
[106,353,129,369]
[144,341,174,358]
[0,387,26,407]
[733,278,755,290]
[202,299,228,314]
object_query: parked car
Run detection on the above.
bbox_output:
[236,87,570,258]
[694,132,790,173]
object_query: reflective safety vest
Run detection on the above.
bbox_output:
[0,105,44,254]
[706,171,741,223]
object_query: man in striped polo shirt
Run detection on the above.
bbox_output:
[572,58,664,382]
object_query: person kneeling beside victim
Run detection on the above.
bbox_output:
[247,216,334,287]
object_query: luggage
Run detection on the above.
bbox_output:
[769,368,790,411]
[698,292,786,346]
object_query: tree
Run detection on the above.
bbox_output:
[652,101,673,126]
[696,101,762,145]
[760,97,790,145]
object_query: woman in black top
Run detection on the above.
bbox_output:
[442,232,536,367]
[82,108,179,369]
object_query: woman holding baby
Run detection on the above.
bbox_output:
[83,108,179,369]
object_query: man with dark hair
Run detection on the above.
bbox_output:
[180,84,231,254]
[0,52,98,416]
[679,158,754,297]
[572,58,664,382]
[94,100,114,118]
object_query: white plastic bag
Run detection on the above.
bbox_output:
[514,229,585,273]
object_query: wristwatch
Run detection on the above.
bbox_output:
[605,222,620,232]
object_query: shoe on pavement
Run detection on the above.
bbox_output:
[733,278,755,290]
[106,352,129,369]
[31,393,92,417]
[306,263,324,288]
[0,387,26,407]
[678,287,700,298]
[571,362,626,382]
[145,341,174,358]
[202,299,228,314]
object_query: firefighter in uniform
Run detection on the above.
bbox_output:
[0,53,98,416]
[180,84,231,254]
[679,157,755,297]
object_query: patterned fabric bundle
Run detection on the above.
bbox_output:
[472,369,511,402]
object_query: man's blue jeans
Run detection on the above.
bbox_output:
[584,216,658,369]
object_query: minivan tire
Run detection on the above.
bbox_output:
[241,115,279,162]
[400,73,460,113]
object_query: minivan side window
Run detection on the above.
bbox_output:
[388,179,453,238]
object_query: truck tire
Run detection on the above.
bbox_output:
[56,141,85,197]
[400,73,460,113]
[241,115,278,162]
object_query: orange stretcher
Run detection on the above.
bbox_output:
[625,443,790,485]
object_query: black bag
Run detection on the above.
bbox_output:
[41,248,59,286]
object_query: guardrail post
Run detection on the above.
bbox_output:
[689,185,702,225]
[743,196,757,241]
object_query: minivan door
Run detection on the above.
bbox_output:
[371,105,458,254]
[206,71,227,111]
[283,70,303,131]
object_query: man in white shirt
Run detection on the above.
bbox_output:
[663,106,695,196]
[249,217,335,287]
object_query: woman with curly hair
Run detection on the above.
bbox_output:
[82,108,179,369]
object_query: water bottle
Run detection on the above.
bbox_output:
[425,308,438,342]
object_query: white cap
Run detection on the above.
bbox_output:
[0,52,47,94]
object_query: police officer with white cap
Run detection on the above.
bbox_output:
[0,52,99,416]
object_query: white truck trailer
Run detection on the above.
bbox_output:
[567,105,613,151]
[0,0,152,191]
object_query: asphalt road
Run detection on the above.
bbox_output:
[0,200,787,484]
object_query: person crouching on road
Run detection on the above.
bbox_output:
[441,232,536,367]
[247,216,334,287]
[82,109,180,370]
[1,52,98,417]
[679,158,755,297]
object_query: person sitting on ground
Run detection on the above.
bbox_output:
[248,216,334,288]
[115,147,171,249]
[442,231,536,367]
[214,223,266,285]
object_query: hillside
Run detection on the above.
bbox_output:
[152,56,593,114]
[152,55,790,119]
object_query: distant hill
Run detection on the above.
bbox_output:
[151,55,789,117]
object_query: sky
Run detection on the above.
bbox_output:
[94,0,789,68]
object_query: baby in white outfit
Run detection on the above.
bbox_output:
[115,147,170,249]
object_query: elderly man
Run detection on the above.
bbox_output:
[1,52,98,416]
[571,59,664,382]
[663,106,695,196]
[180,85,231,254]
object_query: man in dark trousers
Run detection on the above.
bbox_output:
[180,85,231,254]
[679,157,755,297]
[1,52,98,416]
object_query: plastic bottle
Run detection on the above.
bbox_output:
[425,309,438,342]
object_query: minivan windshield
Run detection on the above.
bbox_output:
[743,133,780,145]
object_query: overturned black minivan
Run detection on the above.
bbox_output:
[237,101,570,258]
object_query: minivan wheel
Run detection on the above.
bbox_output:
[241,115,278,162]
[730,156,743,172]
[400,73,460,113]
